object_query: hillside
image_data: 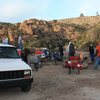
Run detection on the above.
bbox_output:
[0,15,100,49]
[58,16,100,25]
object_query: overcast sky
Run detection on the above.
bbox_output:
[0,0,100,23]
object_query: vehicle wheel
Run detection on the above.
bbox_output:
[21,84,32,92]
[68,68,71,74]
[62,64,66,68]
[77,69,80,75]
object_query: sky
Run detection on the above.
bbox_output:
[0,0,100,23]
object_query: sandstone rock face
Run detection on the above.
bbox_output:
[0,16,100,48]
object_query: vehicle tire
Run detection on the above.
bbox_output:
[68,68,71,74]
[77,69,80,75]
[62,64,66,68]
[21,84,32,92]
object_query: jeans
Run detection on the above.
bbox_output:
[90,54,94,62]
[18,43,23,51]
[94,56,100,70]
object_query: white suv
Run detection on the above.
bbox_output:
[0,44,33,92]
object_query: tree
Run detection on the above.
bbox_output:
[96,12,99,16]
[80,13,84,17]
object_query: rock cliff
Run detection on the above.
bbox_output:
[0,15,100,48]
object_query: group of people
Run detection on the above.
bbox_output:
[1,34,100,70]
[17,40,100,71]
[21,48,52,71]
[88,42,100,70]
[1,34,23,51]
[65,41,100,70]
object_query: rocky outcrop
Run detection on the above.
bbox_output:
[0,15,100,48]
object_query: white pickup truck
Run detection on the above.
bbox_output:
[0,43,33,92]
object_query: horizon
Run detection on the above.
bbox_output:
[0,0,100,23]
[0,15,98,24]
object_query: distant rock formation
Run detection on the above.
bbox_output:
[0,15,100,48]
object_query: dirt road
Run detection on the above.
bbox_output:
[0,62,100,100]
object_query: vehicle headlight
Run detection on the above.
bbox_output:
[24,70,31,75]
[24,70,31,78]
[77,64,80,67]
[68,61,71,64]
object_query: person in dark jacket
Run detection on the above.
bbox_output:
[21,48,30,64]
[58,43,64,60]
[89,44,94,62]
[69,42,75,57]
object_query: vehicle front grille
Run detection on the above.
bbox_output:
[0,70,24,80]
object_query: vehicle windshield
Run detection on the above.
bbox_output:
[0,47,20,59]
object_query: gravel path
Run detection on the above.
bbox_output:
[0,62,100,100]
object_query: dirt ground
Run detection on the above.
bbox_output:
[0,62,100,100]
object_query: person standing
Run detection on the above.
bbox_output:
[27,50,39,71]
[58,43,64,60]
[69,42,75,57]
[2,35,9,44]
[94,42,100,70]
[21,48,30,64]
[66,42,71,58]
[89,44,94,63]
[18,34,23,51]
[66,42,75,59]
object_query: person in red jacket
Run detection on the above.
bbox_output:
[94,42,100,70]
